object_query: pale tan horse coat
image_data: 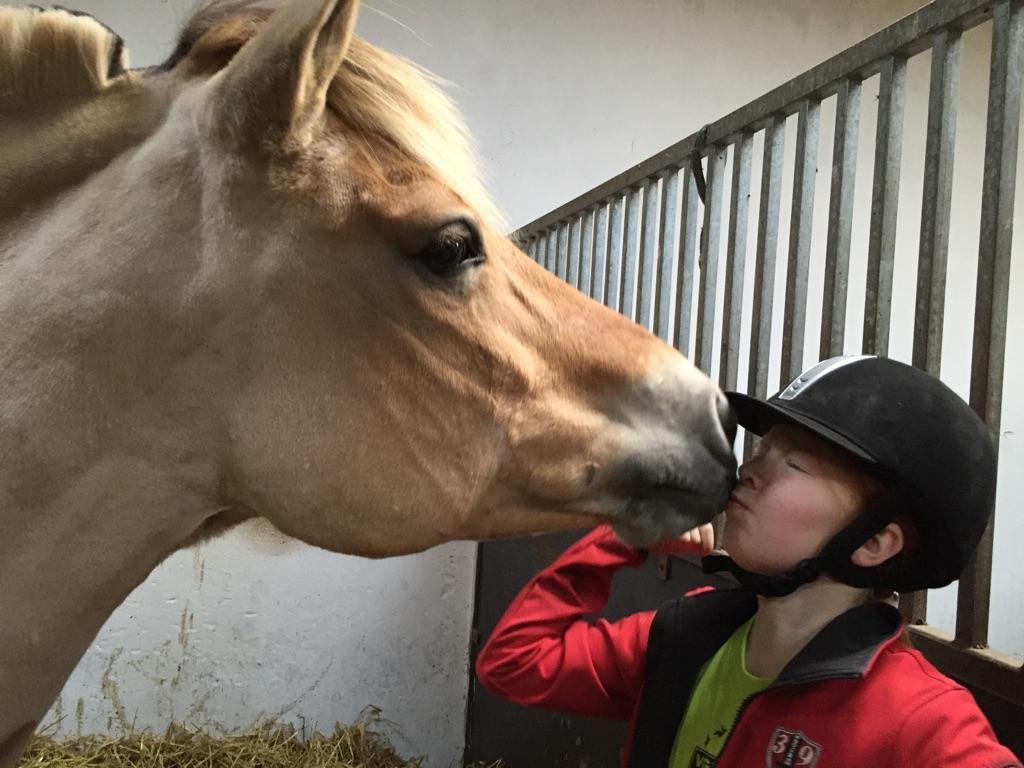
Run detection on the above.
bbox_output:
[0,2,737,763]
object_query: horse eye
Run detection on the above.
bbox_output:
[416,224,485,276]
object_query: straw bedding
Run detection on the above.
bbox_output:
[19,720,503,768]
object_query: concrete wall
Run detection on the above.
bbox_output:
[15,1,1021,766]
[45,529,474,763]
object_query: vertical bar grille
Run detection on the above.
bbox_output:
[959,0,1024,650]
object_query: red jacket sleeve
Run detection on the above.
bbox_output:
[894,687,1022,767]
[474,525,654,721]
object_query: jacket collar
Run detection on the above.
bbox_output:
[775,598,905,684]
[671,589,905,685]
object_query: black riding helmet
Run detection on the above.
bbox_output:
[704,355,998,597]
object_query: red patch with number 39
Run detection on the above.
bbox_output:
[766,727,822,768]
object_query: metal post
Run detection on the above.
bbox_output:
[654,169,682,343]
[568,215,583,289]
[556,220,570,282]
[781,100,821,384]
[864,56,907,358]
[638,177,665,332]
[914,29,961,375]
[746,118,786,457]
[606,194,627,311]
[594,201,612,305]
[820,78,862,359]
[694,147,727,375]
[720,135,753,391]
[673,174,701,359]
[621,186,645,320]
[580,207,597,298]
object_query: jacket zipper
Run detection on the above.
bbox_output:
[713,691,759,765]
[712,672,863,765]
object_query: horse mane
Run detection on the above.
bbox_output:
[0,5,127,109]
[172,1,504,228]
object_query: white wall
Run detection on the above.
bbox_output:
[46,529,475,764]
[20,1,1022,766]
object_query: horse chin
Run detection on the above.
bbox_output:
[610,489,724,548]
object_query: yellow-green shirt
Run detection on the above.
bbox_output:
[668,618,771,768]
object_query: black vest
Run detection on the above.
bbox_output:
[628,590,757,768]
[627,590,901,768]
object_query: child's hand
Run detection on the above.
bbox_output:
[648,523,715,557]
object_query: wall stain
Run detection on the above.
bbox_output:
[100,649,130,731]
[270,661,335,721]
[171,609,194,691]
[192,547,206,589]
[186,690,213,723]
[178,607,192,652]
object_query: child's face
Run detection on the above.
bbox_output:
[721,423,878,576]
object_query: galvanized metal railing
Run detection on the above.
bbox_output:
[514,0,1023,709]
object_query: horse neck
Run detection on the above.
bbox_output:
[0,76,233,746]
[0,458,216,760]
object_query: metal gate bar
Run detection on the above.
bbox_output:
[820,78,861,360]
[864,57,905,359]
[746,119,785,459]
[721,137,753,392]
[781,100,820,385]
[694,149,727,374]
[653,170,681,342]
[673,176,701,358]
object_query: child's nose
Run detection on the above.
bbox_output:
[737,455,767,489]
[738,460,756,487]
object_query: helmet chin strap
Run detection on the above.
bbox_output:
[701,553,822,597]
[702,493,902,598]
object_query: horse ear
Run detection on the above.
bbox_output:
[207,0,358,149]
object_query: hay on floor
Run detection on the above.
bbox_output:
[20,722,504,768]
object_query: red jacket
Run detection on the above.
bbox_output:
[475,526,1021,768]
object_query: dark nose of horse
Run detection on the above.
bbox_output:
[717,391,738,447]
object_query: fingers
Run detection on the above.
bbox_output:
[649,523,715,557]
[694,522,715,556]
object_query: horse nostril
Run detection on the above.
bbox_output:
[717,391,738,446]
